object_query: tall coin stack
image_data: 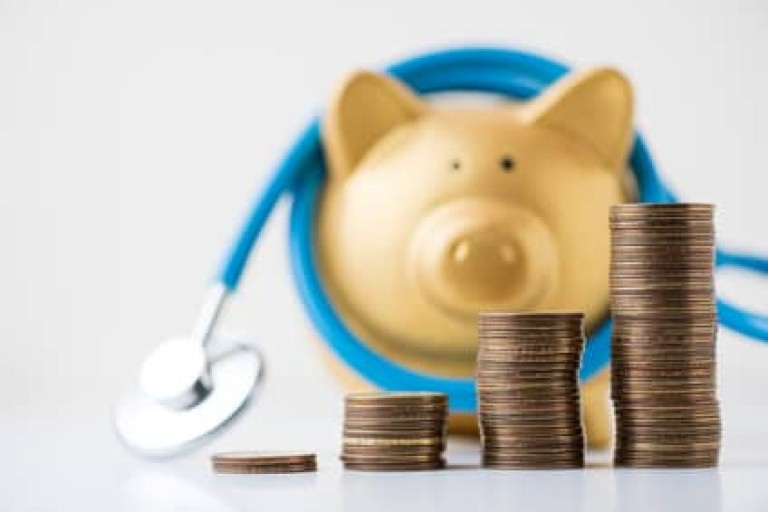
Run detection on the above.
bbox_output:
[610,203,720,468]
[341,392,448,471]
[477,312,586,469]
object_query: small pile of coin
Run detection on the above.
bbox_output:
[476,312,585,469]
[212,451,317,474]
[610,203,720,468]
[340,392,448,471]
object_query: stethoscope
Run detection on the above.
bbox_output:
[114,46,768,457]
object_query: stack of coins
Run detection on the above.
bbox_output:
[610,203,720,468]
[212,451,317,474]
[476,312,586,469]
[341,392,448,471]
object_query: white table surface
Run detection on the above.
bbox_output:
[3,395,767,512]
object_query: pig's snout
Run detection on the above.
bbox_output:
[408,199,558,319]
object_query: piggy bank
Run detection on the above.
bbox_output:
[316,67,635,448]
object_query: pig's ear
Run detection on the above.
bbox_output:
[323,70,427,178]
[524,68,634,169]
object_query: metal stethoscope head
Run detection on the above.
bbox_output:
[115,285,261,457]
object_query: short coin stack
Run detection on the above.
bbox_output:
[610,203,720,468]
[212,451,317,474]
[341,392,448,471]
[477,312,586,469]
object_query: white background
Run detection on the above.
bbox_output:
[1,1,768,510]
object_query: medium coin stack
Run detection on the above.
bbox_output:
[341,392,448,471]
[610,203,720,468]
[477,312,586,469]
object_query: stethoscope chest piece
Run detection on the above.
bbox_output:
[115,337,261,457]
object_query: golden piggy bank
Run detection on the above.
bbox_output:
[316,67,635,448]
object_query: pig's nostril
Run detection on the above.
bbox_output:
[450,239,518,267]
[451,240,471,263]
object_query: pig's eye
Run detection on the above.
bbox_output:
[450,159,462,172]
[500,156,515,172]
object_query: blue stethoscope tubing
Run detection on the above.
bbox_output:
[217,47,768,412]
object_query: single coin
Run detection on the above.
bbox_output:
[610,359,716,371]
[476,381,580,391]
[342,445,444,456]
[343,460,445,471]
[478,357,581,366]
[477,364,581,374]
[481,432,583,443]
[478,403,582,414]
[612,321,717,331]
[341,428,447,438]
[482,441,584,452]
[610,242,715,252]
[477,353,583,362]
[342,436,444,447]
[611,346,715,357]
[610,358,716,368]
[614,420,721,431]
[614,413,721,425]
[343,411,447,421]
[610,240,715,250]
[480,421,583,433]
[340,448,444,460]
[609,247,714,258]
[479,311,584,320]
[482,456,584,468]
[478,411,582,422]
[478,342,583,352]
[345,392,447,405]
[478,398,581,409]
[478,327,584,336]
[476,368,578,379]
[340,445,443,457]
[609,298,716,308]
[213,463,317,474]
[344,403,447,415]
[614,459,718,469]
[613,390,718,401]
[611,376,717,387]
[480,423,583,435]
[610,225,714,232]
[612,394,718,406]
[483,461,584,470]
[482,450,584,460]
[609,203,714,217]
[614,435,721,446]
[614,450,720,460]
[342,418,447,429]
[614,408,721,420]
[477,390,581,401]
[611,366,715,378]
[612,389,717,400]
